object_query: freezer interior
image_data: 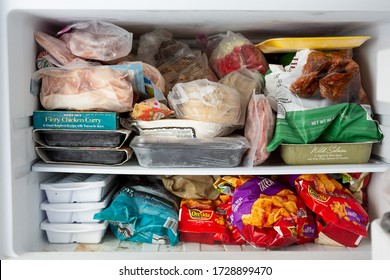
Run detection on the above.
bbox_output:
[1,6,390,260]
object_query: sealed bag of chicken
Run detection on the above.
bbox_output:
[265,49,383,152]
[294,174,369,247]
[231,176,309,248]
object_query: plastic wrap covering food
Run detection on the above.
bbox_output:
[179,196,246,245]
[209,31,269,79]
[168,79,242,126]
[231,176,311,248]
[32,66,134,112]
[131,98,174,121]
[130,135,250,167]
[265,49,383,152]
[294,174,369,247]
[243,94,275,166]
[118,61,166,99]
[94,176,180,245]
[33,129,130,148]
[57,20,133,62]
[121,118,240,138]
[34,31,93,67]
[160,175,221,200]
[219,68,265,126]
[136,29,216,92]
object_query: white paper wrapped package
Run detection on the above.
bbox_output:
[168,79,242,126]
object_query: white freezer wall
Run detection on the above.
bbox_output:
[1,0,390,259]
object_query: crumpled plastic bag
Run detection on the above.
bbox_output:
[94,176,180,245]
[160,175,220,200]
[168,79,242,126]
[265,49,383,152]
[31,66,134,112]
[208,31,269,79]
[58,20,133,62]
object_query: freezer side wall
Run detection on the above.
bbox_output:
[5,12,52,256]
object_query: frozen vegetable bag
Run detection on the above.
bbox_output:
[94,177,180,245]
[265,49,383,152]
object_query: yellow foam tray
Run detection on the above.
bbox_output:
[256,36,371,53]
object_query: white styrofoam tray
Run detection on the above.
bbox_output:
[40,219,109,244]
[40,173,117,203]
[40,186,117,223]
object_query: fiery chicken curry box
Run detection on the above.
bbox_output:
[280,142,376,165]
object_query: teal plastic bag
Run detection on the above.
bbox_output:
[94,176,180,245]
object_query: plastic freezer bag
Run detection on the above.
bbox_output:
[94,177,180,245]
[58,20,133,62]
[265,49,383,152]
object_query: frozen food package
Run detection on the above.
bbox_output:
[160,175,221,200]
[130,135,250,168]
[58,20,133,62]
[243,93,275,166]
[94,176,180,245]
[255,36,371,54]
[219,68,265,125]
[136,29,214,92]
[34,31,88,67]
[231,176,309,248]
[31,66,134,113]
[130,135,249,167]
[131,98,174,121]
[122,117,240,138]
[118,61,166,99]
[265,49,383,152]
[209,31,269,79]
[294,174,369,247]
[179,196,246,245]
[168,79,242,126]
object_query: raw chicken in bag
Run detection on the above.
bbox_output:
[58,20,133,62]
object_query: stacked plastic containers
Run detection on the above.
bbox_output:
[40,173,118,243]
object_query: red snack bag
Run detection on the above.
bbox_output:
[179,196,245,245]
[231,176,308,249]
[295,174,369,247]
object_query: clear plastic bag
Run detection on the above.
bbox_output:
[58,20,133,62]
[136,29,214,92]
[209,31,269,79]
[32,66,134,112]
[168,79,242,126]
[219,68,264,126]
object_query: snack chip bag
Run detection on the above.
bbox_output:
[179,195,245,245]
[231,176,308,248]
[295,174,369,247]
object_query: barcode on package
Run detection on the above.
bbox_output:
[164,217,178,234]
